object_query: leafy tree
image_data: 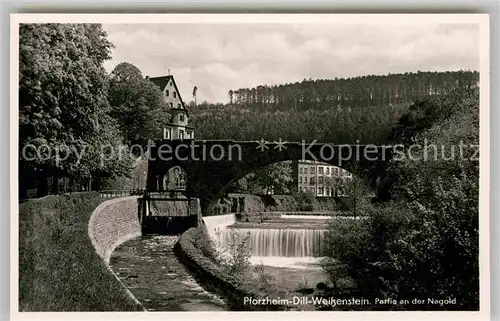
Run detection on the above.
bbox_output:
[108,62,170,144]
[321,89,480,310]
[18,23,129,197]
[243,161,293,195]
[338,176,371,217]
[323,176,338,196]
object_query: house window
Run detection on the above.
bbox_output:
[165,90,169,97]
[173,92,177,98]
[170,102,173,108]
[179,130,184,139]
[310,167,315,174]
[319,176,324,184]
[177,103,181,108]
[326,167,330,175]
[318,187,324,195]
[299,177,303,183]
[310,177,315,185]
[319,167,324,174]
[180,114,184,122]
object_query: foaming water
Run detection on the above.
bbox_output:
[249,256,323,270]
[203,214,236,238]
[280,215,332,220]
[202,214,326,269]
[218,228,325,257]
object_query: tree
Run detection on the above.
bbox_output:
[321,89,480,310]
[109,62,142,82]
[108,62,170,144]
[19,23,128,196]
[239,161,293,195]
[323,176,338,196]
[339,176,370,217]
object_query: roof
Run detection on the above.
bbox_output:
[168,108,187,113]
[148,75,190,117]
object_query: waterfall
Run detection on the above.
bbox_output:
[202,214,236,239]
[217,228,325,257]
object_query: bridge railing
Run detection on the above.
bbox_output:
[99,189,145,198]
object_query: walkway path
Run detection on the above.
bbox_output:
[109,235,227,311]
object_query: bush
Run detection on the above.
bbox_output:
[321,91,480,310]
[292,190,317,211]
[176,227,289,310]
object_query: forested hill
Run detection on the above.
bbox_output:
[196,70,479,113]
[190,70,479,143]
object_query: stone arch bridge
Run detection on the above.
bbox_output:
[146,139,393,214]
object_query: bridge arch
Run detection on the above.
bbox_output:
[202,158,369,214]
[146,140,391,214]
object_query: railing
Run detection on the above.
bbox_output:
[98,189,145,198]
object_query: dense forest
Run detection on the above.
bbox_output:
[210,70,478,111]
[190,70,478,144]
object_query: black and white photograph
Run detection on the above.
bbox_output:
[11,13,490,319]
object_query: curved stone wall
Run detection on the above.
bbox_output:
[88,196,142,263]
[88,196,145,310]
[175,221,293,311]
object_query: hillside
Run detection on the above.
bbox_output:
[189,70,478,144]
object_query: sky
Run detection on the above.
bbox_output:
[102,22,479,104]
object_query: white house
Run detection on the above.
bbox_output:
[147,75,195,140]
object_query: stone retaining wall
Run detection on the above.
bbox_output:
[175,226,293,311]
[88,196,145,311]
[88,196,142,264]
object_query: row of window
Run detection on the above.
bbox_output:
[164,128,193,139]
[299,165,353,177]
[299,176,330,184]
[300,186,334,196]
[168,102,183,109]
[165,89,177,98]
[299,176,349,185]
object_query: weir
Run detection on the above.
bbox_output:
[202,214,326,263]
[219,228,325,257]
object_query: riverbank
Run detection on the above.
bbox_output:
[18,193,143,311]
[110,235,227,311]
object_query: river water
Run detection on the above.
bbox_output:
[109,213,328,311]
[109,235,227,311]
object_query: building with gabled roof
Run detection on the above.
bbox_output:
[147,74,195,140]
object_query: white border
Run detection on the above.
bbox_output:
[10,13,490,321]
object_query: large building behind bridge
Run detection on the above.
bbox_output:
[293,160,352,197]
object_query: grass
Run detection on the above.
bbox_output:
[18,192,143,311]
